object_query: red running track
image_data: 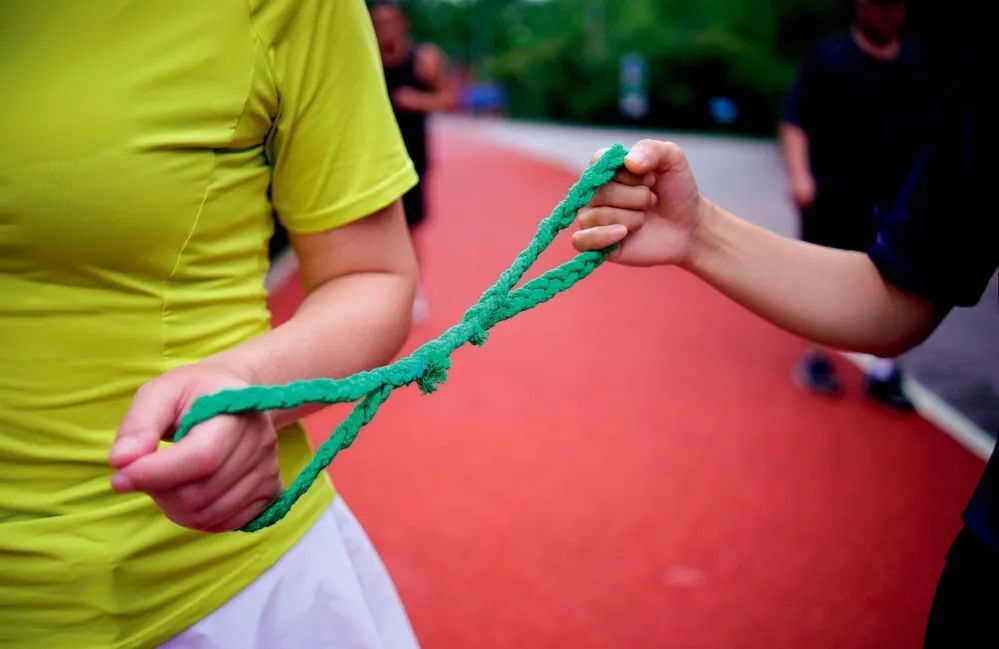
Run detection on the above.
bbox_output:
[268,131,984,649]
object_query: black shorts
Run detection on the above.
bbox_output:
[924,526,999,648]
[402,181,426,228]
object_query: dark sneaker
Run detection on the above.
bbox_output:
[867,368,915,411]
[795,352,842,396]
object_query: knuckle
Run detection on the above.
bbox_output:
[134,380,156,397]
[256,431,277,454]
[164,509,194,530]
[259,459,281,486]
[593,207,617,226]
[177,484,207,511]
[191,445,223,474]
[666,141,686,162]
[260,477,282,502]
[187,510,213,531]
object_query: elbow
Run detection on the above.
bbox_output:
[388,260,420,355]
[854,320,938,358]
[850,285,942,358]
[384,269,418,356]
[860,339,917,359]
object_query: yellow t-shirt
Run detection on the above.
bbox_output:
[0,1,417,647]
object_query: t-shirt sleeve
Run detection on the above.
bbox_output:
[781,47,823,131]
[867,61,997,307]
[256,0,417,234]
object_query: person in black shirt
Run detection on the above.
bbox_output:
[779,0,934,407]
[370,1,456,322]
[572,45,995,646]
[370,0,456,228]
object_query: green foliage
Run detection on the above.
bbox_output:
[401,0,847,134]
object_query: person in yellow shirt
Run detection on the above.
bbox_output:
[0,0,421,647]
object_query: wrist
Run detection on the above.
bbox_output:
[788,167,812,185]
[680,196,721,275]
[414,94,434,112]
[196,352,261,387]
[194,355,279,428]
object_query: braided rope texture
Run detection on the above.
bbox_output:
[172,143,628,532]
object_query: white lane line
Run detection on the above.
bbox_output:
[844,353,995,462]
[265,248,298,292]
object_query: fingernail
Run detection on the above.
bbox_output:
[109,437,139,461]
[625,151,647,167]
[111,472,135,492]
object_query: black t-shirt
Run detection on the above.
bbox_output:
[782,34,935,211]
[868,56,998,549]
[383,46,429,174]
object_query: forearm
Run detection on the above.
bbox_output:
[684,199,939,356]
[408,88,457,113]
[778,123,811,178]
[205,271,415,427]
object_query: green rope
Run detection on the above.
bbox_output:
[173,143,628,532]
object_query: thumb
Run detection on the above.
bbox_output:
[108,378,184,471]
[624,139,688,176]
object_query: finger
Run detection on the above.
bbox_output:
[113,415,242,492]
[624,139,689,176]
[590,182,654,210]
[205,496,275,534]
[591,149,654,187]
[571,225,629,252]
[609,169,655,187]
[577,206,645,231]
[589,147,610,164]
[186,460,281,532]
[109,379,185,469]
[171,417,276,512]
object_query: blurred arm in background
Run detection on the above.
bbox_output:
[779,123,815,211]
[778,47,820,212]
[391,44,459,113]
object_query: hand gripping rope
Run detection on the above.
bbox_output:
[172,144,628,532]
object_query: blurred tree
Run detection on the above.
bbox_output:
[397,0,857,134]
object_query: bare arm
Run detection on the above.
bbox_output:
[109,200,417,531]
[573,140,942,358]
[778,122,816,210]
[207,199,417,426]
[687,199,941,356]
[392,45,458,113]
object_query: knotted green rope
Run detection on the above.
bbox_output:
[173,143,628,532]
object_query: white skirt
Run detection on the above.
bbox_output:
[161,497,420,649]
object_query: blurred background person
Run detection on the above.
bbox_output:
[371,0,457,230]
[779,0,933,408]
[370,0,457,323]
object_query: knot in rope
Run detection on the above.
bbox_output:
[416,354,451,394]
[171,143,628,532]
[461,304,491,346]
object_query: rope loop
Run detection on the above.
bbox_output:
[171,143,628,531]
